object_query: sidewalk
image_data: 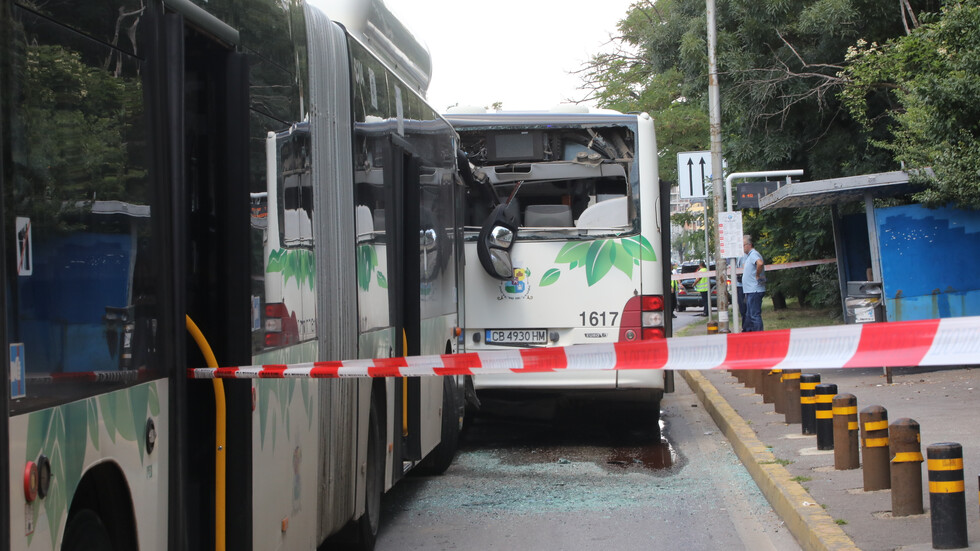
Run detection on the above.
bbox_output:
[683,362,980,551]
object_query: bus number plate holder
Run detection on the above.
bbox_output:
[486,329,547,345]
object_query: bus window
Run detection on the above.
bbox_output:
[6,11,159,412]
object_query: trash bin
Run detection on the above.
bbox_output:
[845,281,884,324]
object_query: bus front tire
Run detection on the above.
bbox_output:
[62,509,113,551]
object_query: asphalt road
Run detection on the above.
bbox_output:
[375,313,800,551]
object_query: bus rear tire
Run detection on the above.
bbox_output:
[62,509,112,551]
[356,395,384,550]
[414,376,460,476]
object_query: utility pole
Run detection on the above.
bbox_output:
[706,0,728,331]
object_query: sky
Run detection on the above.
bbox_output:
[381,0,638,112]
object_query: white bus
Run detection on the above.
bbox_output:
[448,109,674,411]
[2,1,465,549]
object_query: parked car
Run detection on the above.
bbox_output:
[674,263,728,311]
[676,277,721,310]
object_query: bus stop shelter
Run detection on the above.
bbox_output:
[758,170,980,323]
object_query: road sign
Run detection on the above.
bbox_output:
[718,211,743,258]
[677,151,710,199]
[736,181,781,209]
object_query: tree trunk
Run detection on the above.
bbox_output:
[771,290,787,310]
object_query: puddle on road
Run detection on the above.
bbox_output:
[606,439,676,472]
[462,393,679,474]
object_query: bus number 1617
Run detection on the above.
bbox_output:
[579,311,619,327]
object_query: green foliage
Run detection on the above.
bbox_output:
[742,205,836,306]
[842,0,980,208]
[807,262,843,311]
[16,43,146,232]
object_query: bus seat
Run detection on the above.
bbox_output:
[575,196,628,227]
[524,204,572,227]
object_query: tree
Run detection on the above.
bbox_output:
[842,0,980,209]
[575,0,943,305]
[15,42,146,232]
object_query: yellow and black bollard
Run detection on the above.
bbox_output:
[889,418,923,516]
[782,370,802,424]
[860,405,890,491]
[762,369,777,405]
[832,393,859,470]
[771,369,786,414]
[750,368,765,395]
[800,373,820,435]
[815,383,837,450]
[927,442,968,549]
[731,368,744,385]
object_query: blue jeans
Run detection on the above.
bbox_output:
[744,292,764,332]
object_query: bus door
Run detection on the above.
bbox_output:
[383,137,425,471]
[158,11,251,550]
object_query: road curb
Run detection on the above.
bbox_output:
[681,370,861,551]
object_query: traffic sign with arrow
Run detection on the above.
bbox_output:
[677,151,711,199]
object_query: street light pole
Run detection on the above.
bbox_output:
[706,0,728,331]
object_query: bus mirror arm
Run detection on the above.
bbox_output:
[457,149,500,207]
[477,202,518,280]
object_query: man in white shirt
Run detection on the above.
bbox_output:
[741,235,766,332]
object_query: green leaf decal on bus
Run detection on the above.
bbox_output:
[377,271,388,289]
[585,240,615,285]
[622,235,656,261]
[549,236,656,286]
[555,241,590,264]
[267,248,316,290]
[87,399,100,451]
[24,383,162,548]
[612,242,635,278]
[540,268,561,287]
[357,244,379,290]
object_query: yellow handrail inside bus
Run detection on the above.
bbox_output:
[186,315,226,551]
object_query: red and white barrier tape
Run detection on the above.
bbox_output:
[187,317,980,380]
[671,258,836,280]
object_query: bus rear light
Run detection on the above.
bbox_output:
[642,327,665,340]
[642,311,664,327]
[265,333,283,347]
[619,294,666,341]
[264,303,297,347]
[641,295,664,311]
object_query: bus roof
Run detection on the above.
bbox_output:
[443,111,644,128]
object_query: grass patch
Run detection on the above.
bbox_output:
[835,519,848,525]
[673,297,841,337]
[791,475,812,483]
[759,458,792,466]
[760,297,840,331]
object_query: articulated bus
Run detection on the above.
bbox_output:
[448,109,674,411]
[1,0,467,549]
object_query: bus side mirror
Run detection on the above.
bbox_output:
[477,203,518,280]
